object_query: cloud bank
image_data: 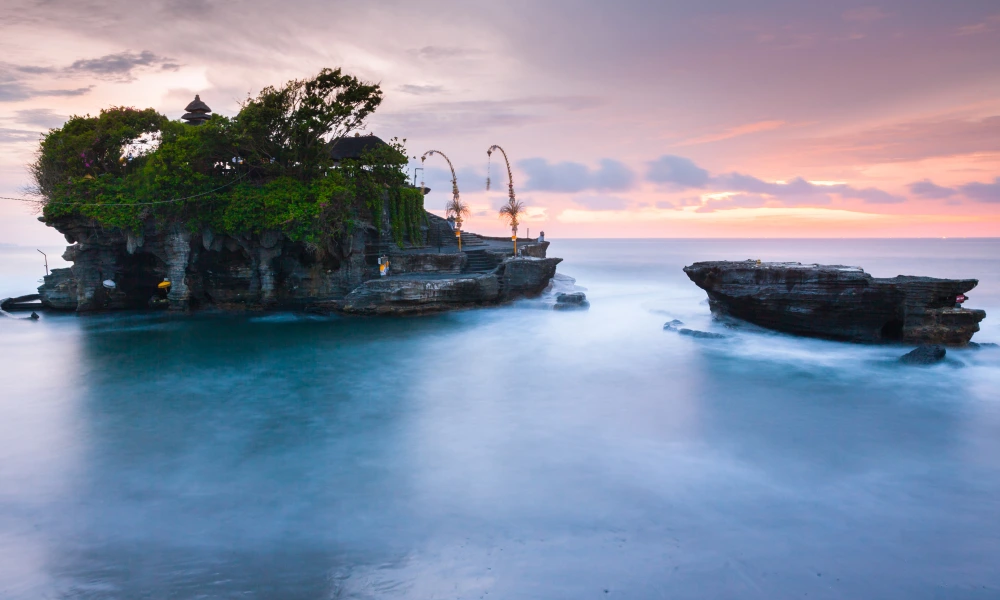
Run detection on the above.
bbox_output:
[519,158,635,193]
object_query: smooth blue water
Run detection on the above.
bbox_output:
[1,239,999,599]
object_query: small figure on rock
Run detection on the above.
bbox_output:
[900,345,946,365]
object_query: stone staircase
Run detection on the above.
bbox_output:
[463,249,498,273]
[459,232,486,248]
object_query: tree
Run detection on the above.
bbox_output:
[233,68,383,180]
[30,67,426,249]
[498,198,525,254]
[30,107,167,200]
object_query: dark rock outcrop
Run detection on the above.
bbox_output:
[341,273,500,315]
[900,345,946,365]
[683,261,985,346]
[36,213,563,315]
[339,256,562,315]
[497,257,562,301]
[554,292,589,311]
[38,269,77,309]
[1,294,42,311]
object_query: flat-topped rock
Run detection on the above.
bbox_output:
[683,260,985,346]
[340,257,562,315]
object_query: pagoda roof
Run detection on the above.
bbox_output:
[329,134,390,160]
[184,95,211,113]
[181,112,210,122]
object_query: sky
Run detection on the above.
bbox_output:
[1,0,999,244]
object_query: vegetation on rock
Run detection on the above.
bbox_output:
[31,68,424,247]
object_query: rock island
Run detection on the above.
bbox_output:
[29,68,561,315]
[684,261,985,346]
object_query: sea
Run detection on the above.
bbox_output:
[1,239,998,599]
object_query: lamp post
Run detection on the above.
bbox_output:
[421,150,465,251]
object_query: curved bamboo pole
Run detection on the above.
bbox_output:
[421,150,464,251]
[488,145,519,254]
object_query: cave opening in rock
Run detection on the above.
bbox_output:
[880,319,904,341]
[117,251,168,308]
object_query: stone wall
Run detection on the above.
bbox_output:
[388,252,466,275]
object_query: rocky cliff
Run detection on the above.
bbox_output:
[37,212,559,315]
[683,261,986,346]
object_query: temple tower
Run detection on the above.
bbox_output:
[181,95,212,125]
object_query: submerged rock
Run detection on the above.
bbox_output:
[683,261,986,346]
[967,341,998,349]
[554,291,589,311]
[0,294,42,311]
[663,320,726,338]
[677,328,727,339]
[900,345,947,365]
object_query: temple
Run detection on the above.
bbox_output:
[181,95,212,125]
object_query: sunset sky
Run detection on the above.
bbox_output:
[2,0,999,244]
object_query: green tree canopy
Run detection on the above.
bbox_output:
[32,68,422,247]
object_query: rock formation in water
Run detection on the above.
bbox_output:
[553,292,589,311]
[37,212,560,315]
[900,345,947,365]
[683,261,986,346]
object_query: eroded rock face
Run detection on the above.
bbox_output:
[38,214,378,312]
[683,261,985,346]
[36,214,562,315]
[38,269,77,310]
[497,257,562,301]
[340,256,563,315]
[341,274,500,315]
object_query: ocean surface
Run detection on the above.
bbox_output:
[1,239,999,599]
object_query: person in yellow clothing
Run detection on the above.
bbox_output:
[149,278,171,308]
